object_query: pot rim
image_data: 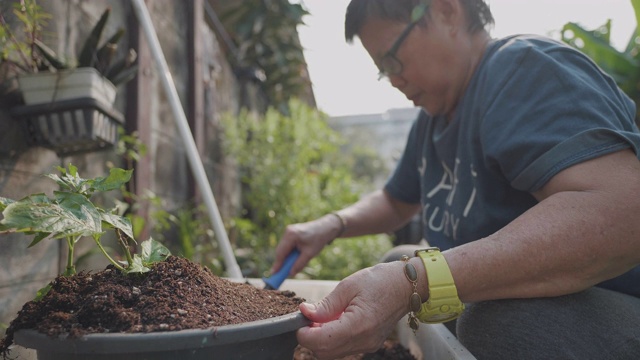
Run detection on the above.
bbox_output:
[14,311,310,354]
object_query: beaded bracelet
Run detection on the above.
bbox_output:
[330,212,347,237]
[401,255,422,334]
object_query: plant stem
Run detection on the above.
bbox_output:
[64,236,76,275]
[116,229,134,268]
[93,235,125,271]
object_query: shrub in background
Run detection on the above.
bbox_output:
[222,99,391,279]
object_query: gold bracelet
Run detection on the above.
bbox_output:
[330,212,347,237]
[401,255,422,334]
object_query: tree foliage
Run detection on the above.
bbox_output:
[222,99,391,279]
[221,0,310,113]
[561,0,640,123]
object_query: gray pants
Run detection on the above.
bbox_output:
[457,287,640,360]
[380,246,640,359]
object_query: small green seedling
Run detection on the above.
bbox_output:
[0,164,170,299]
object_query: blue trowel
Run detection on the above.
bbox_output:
[263,249,300,290]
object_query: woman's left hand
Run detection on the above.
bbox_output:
[296,260,415,359]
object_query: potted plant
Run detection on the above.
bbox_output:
[1,1,137,105]
[0,1,138,156]
[0,164,309,360]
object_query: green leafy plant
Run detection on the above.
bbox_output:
[221,0,310,113]
[108,130,223,273]
[0,164,170,298]
[0,1,137,85]
[222,99,391,279]
[153,202,223,273]
[0,0,51,73]
[561,0,640,122]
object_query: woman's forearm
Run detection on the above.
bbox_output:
[445,150,640,302]
[336,189,421,238]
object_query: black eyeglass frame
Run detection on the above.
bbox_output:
[377,3,429,80]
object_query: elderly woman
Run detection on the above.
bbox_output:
[272,0,640,358]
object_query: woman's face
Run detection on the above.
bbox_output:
[358,1,479,118]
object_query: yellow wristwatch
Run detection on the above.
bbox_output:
[414,247,465,323]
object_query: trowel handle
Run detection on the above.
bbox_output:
[263,249,300,290]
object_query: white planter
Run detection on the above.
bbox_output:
[18,68,116,106]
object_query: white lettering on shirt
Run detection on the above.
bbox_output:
[422,158,476,241]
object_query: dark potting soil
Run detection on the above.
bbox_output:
[294,340,417,360]
[0,255,303,356]
[1,255,416,359]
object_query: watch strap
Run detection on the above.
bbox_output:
[414,247,464,323]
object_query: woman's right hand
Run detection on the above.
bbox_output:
[271,214,344,276]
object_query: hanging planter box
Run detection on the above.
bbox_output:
[17,68,117,107]
[9,67,124,156]
[10,97,124,157]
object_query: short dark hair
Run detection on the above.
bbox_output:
[345,0,494,43]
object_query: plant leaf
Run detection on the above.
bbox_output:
[100,210,134,240]
[77,7,111,67]
[46,165,88,194]
[0,196,15,211]
[627,0,640,56]
[53,191,102,235]
[27,232,52,248]
[44,173,73,191]
[91,168,133,193]
[125,254,150,273]
[45,165,131,196]
[633,0,640,38]
[0,192,102,239]
[95,28,124,72]
[107,63,138,86]
[140,237,171,265]
[561,22,640,93]
[0,194,50,231]
[34,39,68,70]
[68,164,78,176]
[104,48,138,85]
[34,283,52,302]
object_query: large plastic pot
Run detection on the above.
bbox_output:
[13,311,309,360]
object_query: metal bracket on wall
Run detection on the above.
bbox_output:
[10,97,124,157]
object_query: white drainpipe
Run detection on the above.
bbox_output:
[130,0,243,279]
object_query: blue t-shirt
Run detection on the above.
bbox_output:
[385,35,640,297]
